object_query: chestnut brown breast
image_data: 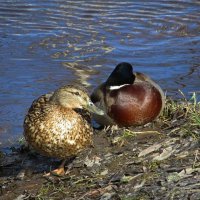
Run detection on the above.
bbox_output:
[106,83,162,126]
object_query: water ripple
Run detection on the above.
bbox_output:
[0,0,200,146]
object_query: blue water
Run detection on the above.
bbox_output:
[0,0,200,147]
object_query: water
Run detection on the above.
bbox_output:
[0,0,200,147]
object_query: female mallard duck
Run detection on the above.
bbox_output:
[24,85,103,176]
[91,62,165,127]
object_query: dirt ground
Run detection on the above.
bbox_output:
[0,99,200,200]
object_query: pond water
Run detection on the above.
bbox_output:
[0,0,200,147]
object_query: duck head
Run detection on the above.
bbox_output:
[105,62,135,89]
[50,85,104,115]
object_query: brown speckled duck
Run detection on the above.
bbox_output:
[24,85,103,176]
[91,62,165,127]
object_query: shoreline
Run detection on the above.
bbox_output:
[0,96,199,200]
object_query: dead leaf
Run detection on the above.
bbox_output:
[138,143,162,157]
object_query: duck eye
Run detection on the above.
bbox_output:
[75,92,79,96]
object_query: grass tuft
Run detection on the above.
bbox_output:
[160,91,200,139]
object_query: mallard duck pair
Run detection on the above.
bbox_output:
[24,62,165,175]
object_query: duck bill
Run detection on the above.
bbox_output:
[87,101,104,115]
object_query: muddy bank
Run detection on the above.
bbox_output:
[0,98,200,200]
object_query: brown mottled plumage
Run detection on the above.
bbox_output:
[91,63,165,127]
[24,85,103,175]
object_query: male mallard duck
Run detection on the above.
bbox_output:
[24,85,103,176]
[91,62,165,127]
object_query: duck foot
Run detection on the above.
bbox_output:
[43,157,76,177]
[50,167,65,176]
[43,159,66,177]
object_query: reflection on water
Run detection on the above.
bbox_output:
[0,0,200,147]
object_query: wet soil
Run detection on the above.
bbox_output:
[0,116,199,200]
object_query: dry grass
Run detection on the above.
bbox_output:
[160,91,200,139]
